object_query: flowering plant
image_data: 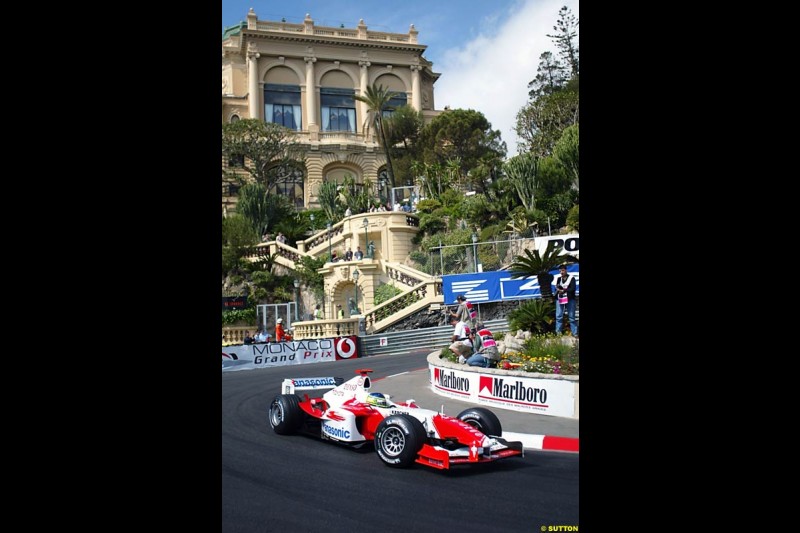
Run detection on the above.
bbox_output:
[503,333,579,375]
[440,333,579,375]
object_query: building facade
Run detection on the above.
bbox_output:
[222,9,442,214]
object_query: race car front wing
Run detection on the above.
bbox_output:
[415,438,524,470]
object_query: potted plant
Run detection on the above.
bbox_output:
[507,244,578,299]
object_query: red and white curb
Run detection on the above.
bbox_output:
[503,432,579,453]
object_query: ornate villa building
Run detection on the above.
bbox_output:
[222,9,443,213]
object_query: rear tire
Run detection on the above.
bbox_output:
[269,394,305,435]
[374,415,426,468]
[456,407,502,436]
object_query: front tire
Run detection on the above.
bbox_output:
[269,394,305,435]
[374,415,426,468]
[456,407,503,437]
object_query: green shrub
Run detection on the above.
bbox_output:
[409,250,430,272]
[439,347,457,363]
[566,204,579,232]
[374,283,403,305]
[222,307,257,325]
[415,198,442,214]
[418,213,447,236]
[507,298,555,334]
[477,247,500,271]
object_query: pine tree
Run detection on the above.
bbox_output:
[527,51,568,99]
[546,6,579,77]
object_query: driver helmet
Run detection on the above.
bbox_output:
[365,392,390,408]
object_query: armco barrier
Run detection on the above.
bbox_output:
[426,352,579,419]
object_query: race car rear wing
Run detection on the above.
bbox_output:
[281,377,343,395]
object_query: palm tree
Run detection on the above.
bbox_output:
[354,83,401,189]
[508,245,578,299]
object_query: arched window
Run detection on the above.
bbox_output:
[230,114,240,123]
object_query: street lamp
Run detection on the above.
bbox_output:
[327,221,332,262]
[352,268,360,315]
[471,233,479,273]
[362,217,369,254]
[293,279,300,321]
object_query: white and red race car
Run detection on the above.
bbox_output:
[268,368,524,470]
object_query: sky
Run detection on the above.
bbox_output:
[221,0,579,158]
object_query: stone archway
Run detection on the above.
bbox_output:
[328,269,361,318]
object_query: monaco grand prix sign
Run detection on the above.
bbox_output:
[222,336,359,372]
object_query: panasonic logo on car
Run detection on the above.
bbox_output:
[437,370,469,392]
[322,424,350,440]
[292,377,336,388]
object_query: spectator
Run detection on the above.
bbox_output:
[466,323,500,368]
[345,207,352,217]
[465,297,477,326]
[255,327,271,344]
[450,295,474,326]
[354,246,364,260]
[345,248,353,261]
[448,315,473,363]
[313,305,323,320]
[348,298,358,315]
[554,264,579,337]
[275,318,292,342]
[331,251,339,262]
[337,304,344,319]
[276,232,287,244]
[243,330,255,345]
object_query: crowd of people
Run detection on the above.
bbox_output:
[330,243,372,262]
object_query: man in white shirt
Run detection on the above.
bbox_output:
[255,327,271,343]
[448,315,473,363]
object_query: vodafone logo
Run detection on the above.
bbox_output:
[335,336,357,359]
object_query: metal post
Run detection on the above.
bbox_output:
[439,239,444,275]
[471,233,478,273]
[362,217,369,252]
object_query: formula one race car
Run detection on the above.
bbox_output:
[268,369,524,470]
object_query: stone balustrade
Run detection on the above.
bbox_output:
[223,319,359,344]
[222,326,252,345]
[385,265,424,287]
[291,318,360,340]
